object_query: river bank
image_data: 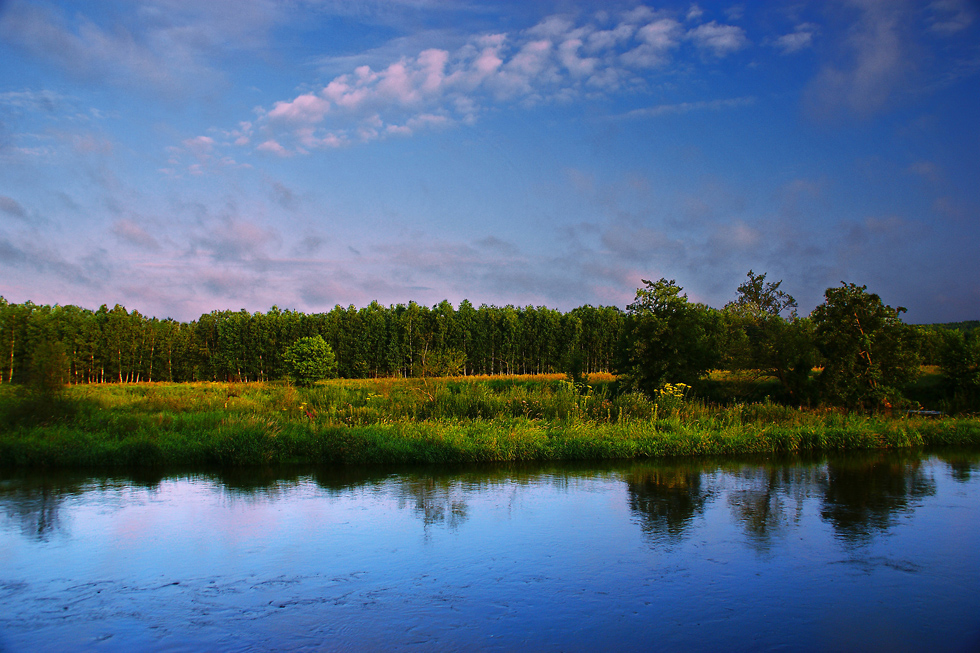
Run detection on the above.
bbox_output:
[2,377,977,468]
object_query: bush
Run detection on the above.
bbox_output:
[283,336,337,387]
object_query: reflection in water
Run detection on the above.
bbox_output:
[820,450,936,543]
[0,484,65,542]
[396,475,469,530]
[3,451,974,548]
[625,462,712,542]
[0,471,165,541]
[726,464,818,550]
[935,449,980,483]
[1,450,978,652]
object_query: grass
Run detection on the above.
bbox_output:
[0,373,977,468]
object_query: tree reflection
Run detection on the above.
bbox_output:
[395,475,469,531]
[0,472,163,541]
[934,450,980,483]
[820,451,936,543]
[625,462,713,544]
[727,465,812,550]
[0,484,67,541]
[310,461,623,532]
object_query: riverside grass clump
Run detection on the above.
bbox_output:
[0,375,977,468]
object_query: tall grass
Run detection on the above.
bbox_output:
[1,376,977,468]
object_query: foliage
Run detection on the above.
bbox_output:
[654,382,690,414]
[938,329,980,411]
[283,336,337,386]
[0,281,964,403]
[419,348,467,377]
[565,349,588,386]
[721,272,816,404]
[29,339,69,396]
[724,270,798,320]
[811,283,919,409]
[1,377,978,468]
[0,297,623,384]
[617,279,722,396]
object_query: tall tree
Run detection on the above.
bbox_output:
[722,271,815,402]
[725,270,798,320]
[617,279,722,395]
[811,283,919,409]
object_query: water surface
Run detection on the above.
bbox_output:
[2,449,979,651]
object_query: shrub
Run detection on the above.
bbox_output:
[283,336,337,387]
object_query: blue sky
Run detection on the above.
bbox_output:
[1,0,977,323]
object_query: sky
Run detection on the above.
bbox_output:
[0,0,978,324]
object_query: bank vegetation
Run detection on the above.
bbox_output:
[1,374,977,468]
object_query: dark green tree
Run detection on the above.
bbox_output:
[29,338,68,396]
[722,271,815,403]
[938,329,980,411]
[725,270,798,320]
[811,283,919,409]
[283,336,337,386]
[617,278,722,395]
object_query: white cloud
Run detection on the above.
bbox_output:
[267,94,331,123]
[774,23,818,54]
[191,215,280,263]
[0,0,283,96]
[620,96,756,119]
[928,0,976,34]
[182,135,214,160]
[0,89,71,113]
[687,21,749,57]
[622,19,683,67]
[113,218,160,249]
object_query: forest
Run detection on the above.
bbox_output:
[1,272,977,411]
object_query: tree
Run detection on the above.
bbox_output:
[811,282,919,409]
[937,329,980,411]
[617,278,722,396]
[29,339,69,396]
[722,271,815,403]
[724,270,798,320]
[283,336,337,386]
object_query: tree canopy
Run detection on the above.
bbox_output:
[1,274,974,411]
[617,278,722,394]
[811,283,919,409]
[283,336,337,387]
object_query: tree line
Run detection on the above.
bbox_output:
[617,273,977,410]
[1,272,976,409]
[0,299,621,385]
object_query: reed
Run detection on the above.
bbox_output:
[1,377,977,468]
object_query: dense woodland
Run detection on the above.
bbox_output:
[0,298,621,384]
[1,273,977,410]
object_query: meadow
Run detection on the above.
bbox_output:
[1,373,977,468]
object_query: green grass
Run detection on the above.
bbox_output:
[0,375,977,468]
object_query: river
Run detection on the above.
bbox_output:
[2,449,979,651]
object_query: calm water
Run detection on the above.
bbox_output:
[2,450,979,652]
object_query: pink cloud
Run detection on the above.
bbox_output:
[247,8,754,154]
[256,139,290,156]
